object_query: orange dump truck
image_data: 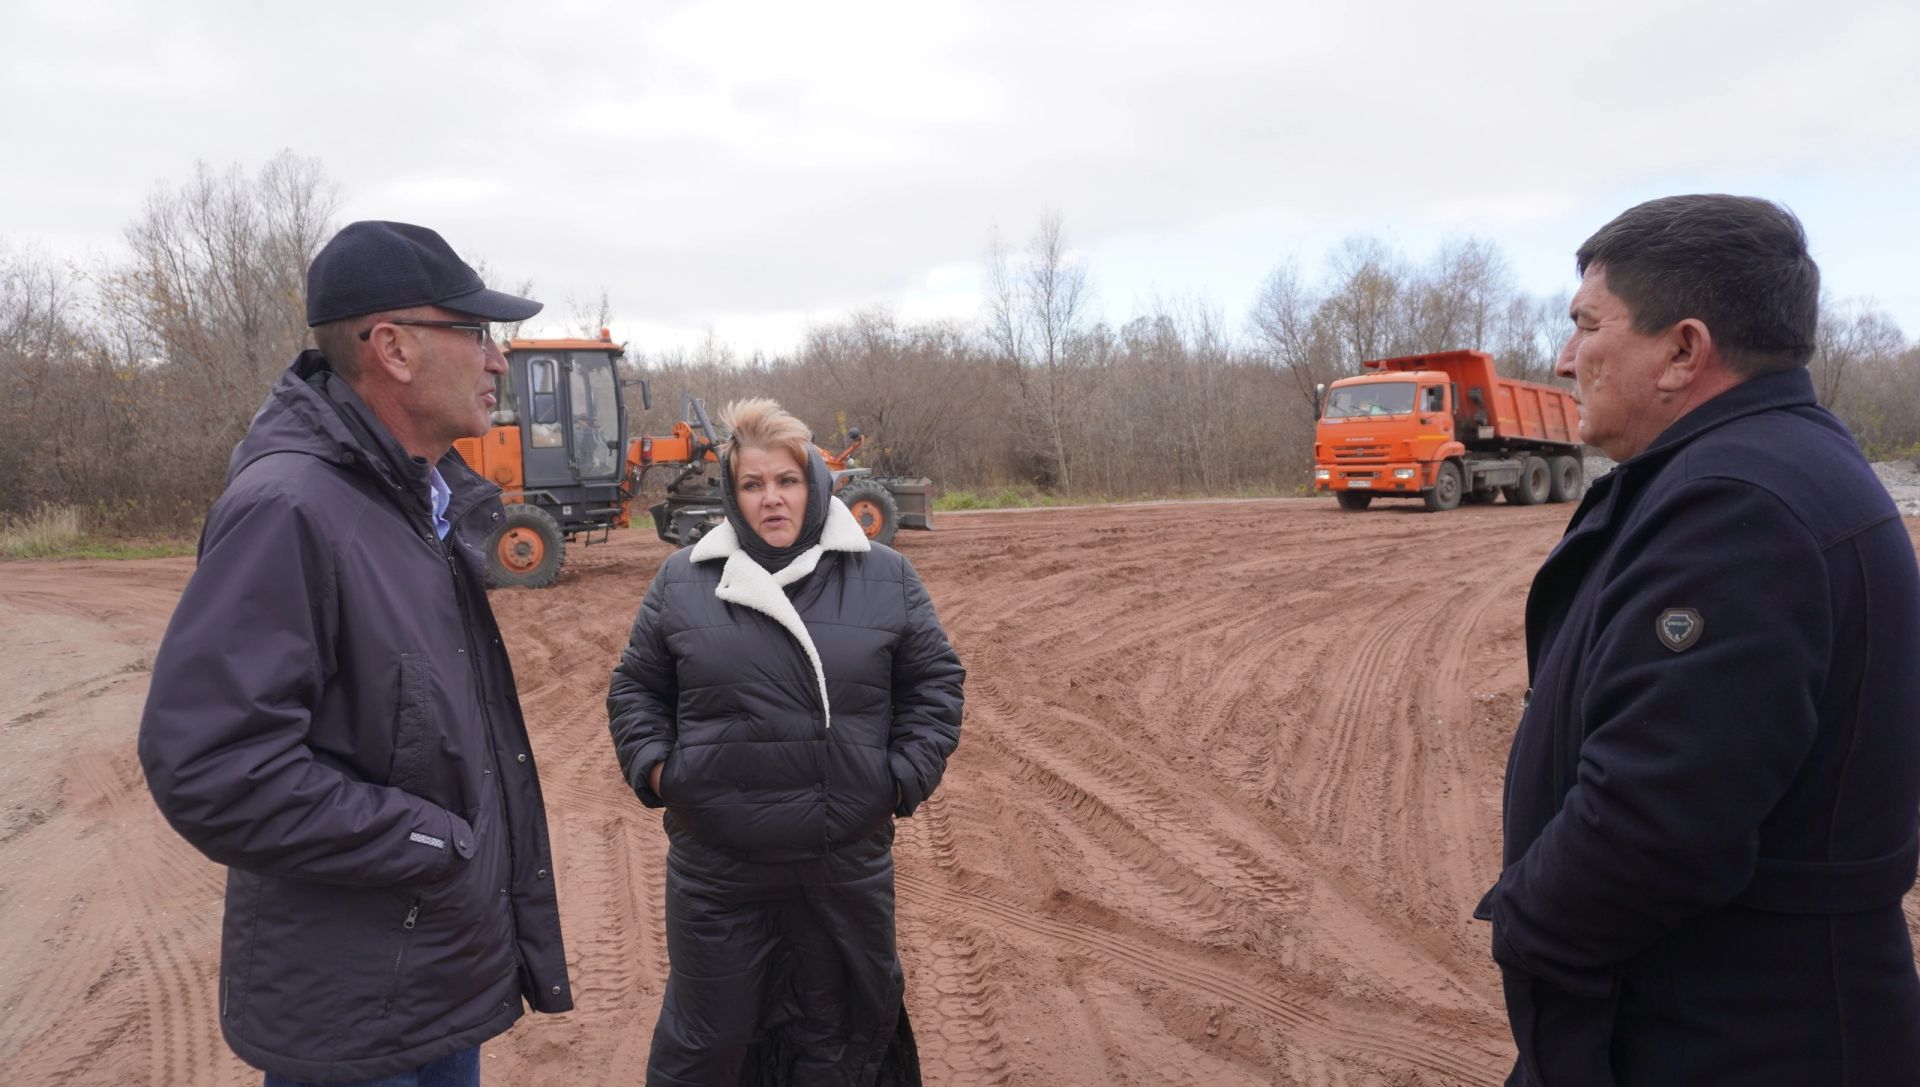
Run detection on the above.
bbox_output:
[1313,350,1585,512]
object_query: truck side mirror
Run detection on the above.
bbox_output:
[1314,382,1326,417]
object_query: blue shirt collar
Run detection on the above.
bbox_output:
[428,467,452,539]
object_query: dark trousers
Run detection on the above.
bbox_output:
[264,1046,480,1087]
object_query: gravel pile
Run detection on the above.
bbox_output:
[1583,455,1920,517]
[1873,460,1920,517]
[1870,460,1920,489]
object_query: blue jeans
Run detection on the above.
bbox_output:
[263,1046,479,1087]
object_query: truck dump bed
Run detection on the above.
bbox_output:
[1364,350,1579,448]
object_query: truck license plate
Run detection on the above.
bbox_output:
[1348,479,1372,488]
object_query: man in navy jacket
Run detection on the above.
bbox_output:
[1478,195,1920,1084]
[140,222,571,1085]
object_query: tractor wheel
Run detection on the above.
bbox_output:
[486,504,566,589]
[1547,455,1585,503]
[1423,461,1463,512]
[838,479,901,546]
[1509,456,1552,506]
[1334,491,1373,511]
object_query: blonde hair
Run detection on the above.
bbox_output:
[718,398,814,470]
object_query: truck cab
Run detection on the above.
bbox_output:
[1314,371,1460,504]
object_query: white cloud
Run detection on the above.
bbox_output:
[5,0,1918,350]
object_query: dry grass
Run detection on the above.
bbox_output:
[0,506,86,558]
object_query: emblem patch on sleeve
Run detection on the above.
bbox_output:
[1656,608,1704,652]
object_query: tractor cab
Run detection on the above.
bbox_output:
[496,335,627,488]
[453,329,644,587]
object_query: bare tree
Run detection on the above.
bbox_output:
[1249,260,1337,414]
[1407,237,1510,353]
[800,308,1002,478]
[0,242,161,522]
[0,245,83,512]
[1811,297,1905,411]
[987,210,1091,490]
[1318,236,1408,365]
[564,287,614,339]
[78,151,341,527]
[1492,292,1570,384]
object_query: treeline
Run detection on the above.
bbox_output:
[4,154,1915,535]
[1,153,334,532]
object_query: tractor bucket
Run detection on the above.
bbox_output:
[886,477,935,530]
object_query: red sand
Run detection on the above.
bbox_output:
[4,503,1917,1085]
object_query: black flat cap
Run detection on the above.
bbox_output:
[305,220,542,327]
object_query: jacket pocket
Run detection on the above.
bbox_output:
[381,802,515,1040]
[219,871,264,1029]
[239,878,418,1057]
[657,746,680,805]
[1509,967,1623,1086]
[380,897,423,1018]
[389,653,435,794]
[833,741,896,839]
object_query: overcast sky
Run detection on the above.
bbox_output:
[5,0,1917,356]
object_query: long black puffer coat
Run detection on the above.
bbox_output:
[608,498,965,1086]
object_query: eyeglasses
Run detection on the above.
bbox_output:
[358,319,495,347]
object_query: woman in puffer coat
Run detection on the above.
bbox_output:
[608,397,965,1086]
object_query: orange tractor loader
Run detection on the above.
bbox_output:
[453,331,933,588]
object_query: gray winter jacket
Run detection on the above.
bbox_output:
[139,350,571,1083]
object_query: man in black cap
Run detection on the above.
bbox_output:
[139,222,572,1086]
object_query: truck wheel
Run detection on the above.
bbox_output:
[1510,456,1551,506]
[485,504,566,588]
[1334,491,1373,511]
[1547,455,1585,502]
[838,479,900,546]
[1423,462,1463,512]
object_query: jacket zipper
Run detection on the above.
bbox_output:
[381,899,422,1016]
[441,534,500,763]
[439,528,527,968]
[433,512,540,998]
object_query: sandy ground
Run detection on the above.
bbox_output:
[4,499,1919,1086]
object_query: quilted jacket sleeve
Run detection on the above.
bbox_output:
[608,564,680,808]
[889,558,965,816]
[138,485,472,888]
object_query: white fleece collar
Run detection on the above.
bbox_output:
[692,498,871,729]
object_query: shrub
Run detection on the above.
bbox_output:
[0,506,85,558]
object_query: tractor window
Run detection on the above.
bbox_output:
[1423,385,1445,413]
[489,371,519,425]
[528,357,563,448]
[569,352,620,478]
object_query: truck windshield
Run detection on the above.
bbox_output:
[1324,382,1415,419]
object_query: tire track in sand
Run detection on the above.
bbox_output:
[898,872,1504,1082]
